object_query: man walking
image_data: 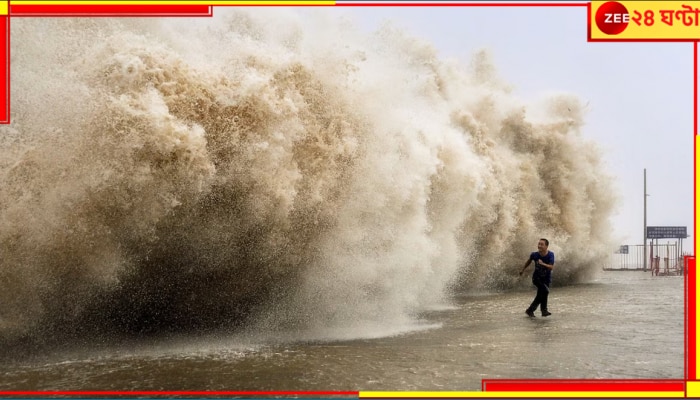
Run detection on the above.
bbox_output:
[519,238,555,317]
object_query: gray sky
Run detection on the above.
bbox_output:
[333,5,694,247]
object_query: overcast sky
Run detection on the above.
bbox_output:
[332,4,694,247]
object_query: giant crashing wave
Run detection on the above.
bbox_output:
[0,10,616,349]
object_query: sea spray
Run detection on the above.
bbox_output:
[0,9,616,346]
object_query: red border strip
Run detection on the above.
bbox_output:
[690,256,697,381]
[481,379,685,392]
[9,4,212,16]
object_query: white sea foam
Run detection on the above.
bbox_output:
[0,9,616,343]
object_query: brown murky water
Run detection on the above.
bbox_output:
[0,271,684,392]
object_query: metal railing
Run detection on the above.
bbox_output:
[605,242,687,275]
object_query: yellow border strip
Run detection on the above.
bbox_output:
[359,392,685,398]
[10,1,335,5]
[0,1,7,14]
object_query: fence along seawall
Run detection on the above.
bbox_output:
[605,242,688,276]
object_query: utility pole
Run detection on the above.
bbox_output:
[643,168,647,271]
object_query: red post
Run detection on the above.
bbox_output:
[685,255,695,380]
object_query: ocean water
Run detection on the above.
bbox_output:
[0,8,649,392]
[0,271,684,391]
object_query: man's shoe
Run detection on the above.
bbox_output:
[526,310,535,317]
[542,311,552,317]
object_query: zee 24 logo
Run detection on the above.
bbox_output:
[594,1,700,35]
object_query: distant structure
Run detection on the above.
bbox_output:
[604,168,690,275]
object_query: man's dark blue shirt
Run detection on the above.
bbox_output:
[530,251,555,285]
